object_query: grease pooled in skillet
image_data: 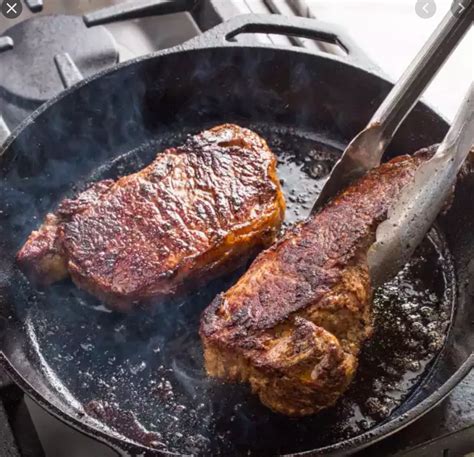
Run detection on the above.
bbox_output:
[16,123,453,456]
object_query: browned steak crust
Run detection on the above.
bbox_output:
[200,150,431,416]
[17,124,285,311]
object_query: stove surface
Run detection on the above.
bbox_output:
[0,0,200,133]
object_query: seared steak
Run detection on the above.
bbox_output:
[200,150,432,416]
[17,124,285,311]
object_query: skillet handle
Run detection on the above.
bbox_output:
[181,14,378,71]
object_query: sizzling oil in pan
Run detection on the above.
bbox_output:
[15,123,454,456]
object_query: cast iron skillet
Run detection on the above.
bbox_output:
[0,15,472,457]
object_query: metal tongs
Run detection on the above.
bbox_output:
[313,3,473,211]
[311,3,473,287]
[368,83,473,287]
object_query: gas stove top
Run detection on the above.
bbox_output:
[0,0,321,135]
[0,1,472,456]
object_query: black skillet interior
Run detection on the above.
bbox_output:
[0,16,473,457]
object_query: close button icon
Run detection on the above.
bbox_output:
[1,0,23,19]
